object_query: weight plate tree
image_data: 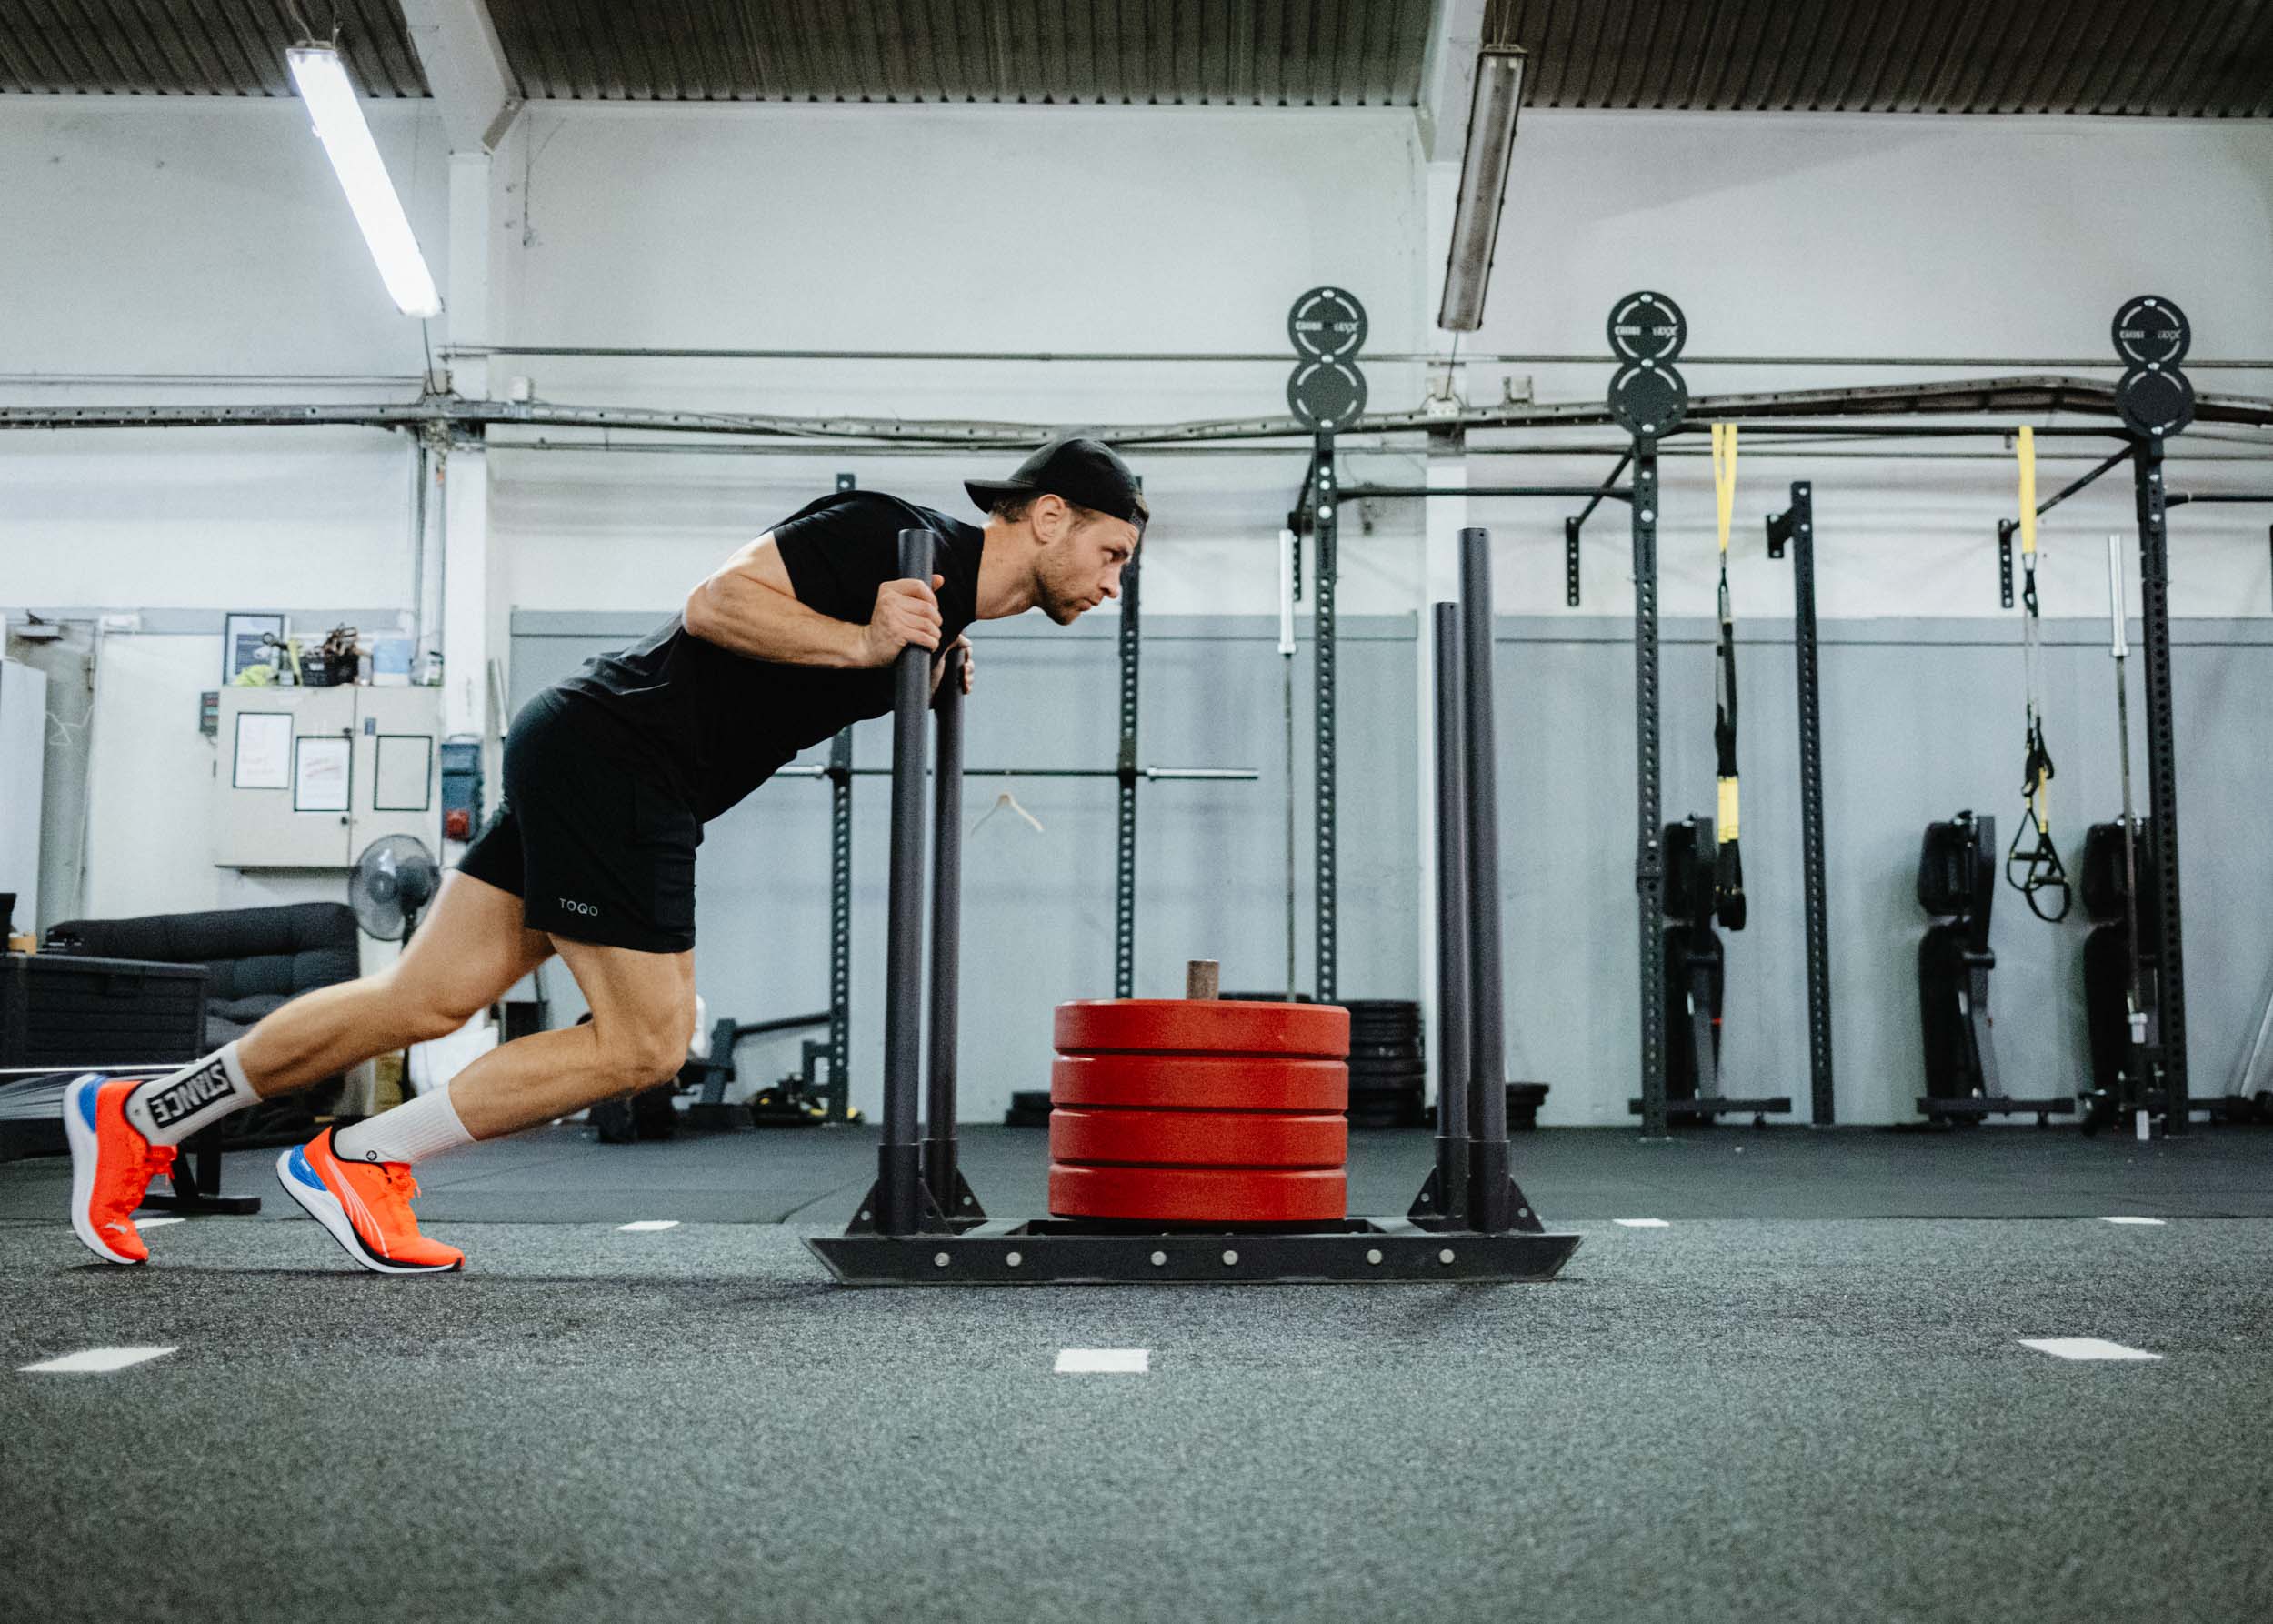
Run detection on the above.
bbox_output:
[1287,359,1368,432]
[1607,291,1688,363]
[1287,285,1368,361]
[2114,295,2195,1126]
[2117,366,2195,439]
[1607,292,1687,1138]
[1286,289,1367,1002]
[1607,363,1688,438]
[1287,286,1369,436]
[1607,291,1688,440]
[2111,295,2190,368]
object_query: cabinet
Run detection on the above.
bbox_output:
[0,658,44,927]
[212,686,444,868]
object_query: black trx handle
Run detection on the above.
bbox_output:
[2004,436,2071,926]
[2006,714,2072,923]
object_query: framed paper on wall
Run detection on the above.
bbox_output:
[232,711,293,790]
[293,735,352,813]
[224,612,286,683]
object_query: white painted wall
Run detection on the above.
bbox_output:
[13,101,2270,630]
[2,100,448,611]
[484,104,1429,619]
[1459,111,2273,621]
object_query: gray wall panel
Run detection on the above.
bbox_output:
[510,613,1418,1121]
[512,610,2273,1126]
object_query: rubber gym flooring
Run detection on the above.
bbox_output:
[5,1125,2270,1624]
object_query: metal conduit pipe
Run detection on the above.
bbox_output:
[774,765,1255,781]
[438,344,2273,371]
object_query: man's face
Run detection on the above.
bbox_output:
[1031,498,1140,625]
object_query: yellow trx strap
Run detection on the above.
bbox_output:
[2018,425,2038,564]
[1712,423,1739,565]
[1710,423,1746,929]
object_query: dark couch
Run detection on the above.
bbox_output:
[43,901,362,1138]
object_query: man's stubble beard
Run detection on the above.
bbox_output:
[1035,562,1083,624]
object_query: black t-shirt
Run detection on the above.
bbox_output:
[554,492,984,822]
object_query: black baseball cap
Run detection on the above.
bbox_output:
[966,436,1147,529]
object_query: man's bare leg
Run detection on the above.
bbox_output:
[67,871,553,1266]
[238,871,555,1097]
[270,935,694,1274]
[446,937,696,1139]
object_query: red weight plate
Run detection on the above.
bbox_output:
[1051,1054,1348,1112]
[1050,1108,1347,1169]
[1054,999,1350,1058]
[1047,1164,1347,1224]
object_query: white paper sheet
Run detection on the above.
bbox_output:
[294,735,350,812]
[233,712,292,790]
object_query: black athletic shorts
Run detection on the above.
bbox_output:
[457,688,702,953]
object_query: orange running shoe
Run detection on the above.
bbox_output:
[65,1073,178,1266]
[277,1128,464,1275]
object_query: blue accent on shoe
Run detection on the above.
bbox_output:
[74,1075,101,1132]
[284,1145,324,1191]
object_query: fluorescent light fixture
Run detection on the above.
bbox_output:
[1437,43,1527,333]
[287,44,442,318]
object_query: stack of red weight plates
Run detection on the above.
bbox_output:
[1048,999,1351,1225]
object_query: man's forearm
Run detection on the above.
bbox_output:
[686,574,866,667]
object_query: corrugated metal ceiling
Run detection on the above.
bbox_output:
[486,1,1435,105]
[1507,0,2273,116]
[0,1,1434,105]
[0,1,425,97]
[0,1,2267,116]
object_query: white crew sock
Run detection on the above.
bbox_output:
[332,1084,475,1168]
[125,1042,260,1148]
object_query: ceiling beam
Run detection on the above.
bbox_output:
[397,0,520,153]
[1417,0,1488,164]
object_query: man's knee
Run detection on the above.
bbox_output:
[380,967,493,1045]
[590,1011,692,1093]
[406,1003,481,1045]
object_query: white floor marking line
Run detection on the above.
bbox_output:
[22,1346,179,1374]
[616,1220,680,1232]
[1056,1348,1149,1375]
[137,1217,186,1228]
[2100,1216,2168,1226]
[2019,1338,2162,1362]
[1614,1218,1671,1228]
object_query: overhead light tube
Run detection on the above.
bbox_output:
[287,44,442,318]
[1437,45,1526,333]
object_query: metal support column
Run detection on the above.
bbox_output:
[1411,602,1471,1228]
[872,528,939,1235]
[1459,529,1513,1231]
[1769,481,1837,1124]
[1632,440,1669,1138]
[1313,431,1339,1004]
[925,646,983,1226]
[2132,439,2190,1124]
[825,727,854,1121]
[1114,557,1142,998]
